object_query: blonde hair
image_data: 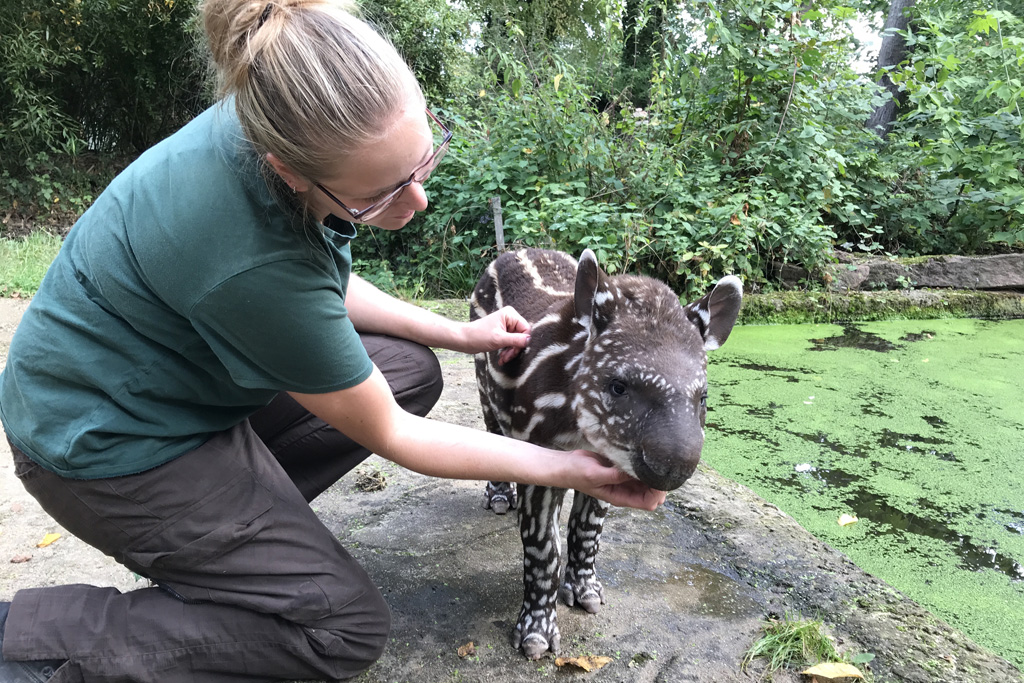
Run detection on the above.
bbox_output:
[202,0,422,182]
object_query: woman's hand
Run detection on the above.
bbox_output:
[462,306,531,364]
[560,450,668,511]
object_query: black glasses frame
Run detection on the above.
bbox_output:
[315,109,452,221]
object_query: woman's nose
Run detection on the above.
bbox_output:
[402,181,429,212]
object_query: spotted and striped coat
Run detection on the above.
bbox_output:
[470,248,742,659]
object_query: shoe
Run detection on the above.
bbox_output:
[0,601,65,682]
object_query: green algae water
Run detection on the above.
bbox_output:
[704,318,1024,669]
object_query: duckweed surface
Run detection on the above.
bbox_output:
[704,318,1024,668]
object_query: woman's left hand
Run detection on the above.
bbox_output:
[463,306,531,364]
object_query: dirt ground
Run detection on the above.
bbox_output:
[0,296,1020,683]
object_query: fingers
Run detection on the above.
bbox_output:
[568,451,667,511]
[498,344,524,365]
[498,306,530,335]
[604,480,667,511]
[493,308,530,364]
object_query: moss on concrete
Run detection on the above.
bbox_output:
[424,290,1024,328]
[738,289,1024,325]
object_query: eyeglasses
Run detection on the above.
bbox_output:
[315,109,453,222]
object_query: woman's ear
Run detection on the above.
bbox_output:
[265,153,312,193]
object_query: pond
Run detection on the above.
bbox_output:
[704,318,1024,669]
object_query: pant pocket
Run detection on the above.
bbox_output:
[125,468,274,570]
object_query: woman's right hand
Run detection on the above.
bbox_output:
[558,449,667,511]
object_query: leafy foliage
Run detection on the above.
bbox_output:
[0,0,208,218]
[361,0,473,103]
[3,0,1022,295]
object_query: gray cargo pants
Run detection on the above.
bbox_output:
[1,334,443,683]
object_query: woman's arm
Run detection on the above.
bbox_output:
[288,368,666,511]
[346,273,529,361]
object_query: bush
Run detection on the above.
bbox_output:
[0,0,210,217]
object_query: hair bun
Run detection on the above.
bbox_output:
[198,0,420,187]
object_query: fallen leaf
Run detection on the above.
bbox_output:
[838,514,859,527]
[555,655,614,672]
[457,642,476,658]
[10,554,32,564]
[802,662,864,679]
[37,532,62,548]
[730,215,742,225]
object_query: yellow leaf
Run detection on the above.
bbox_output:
[478,89,486,97]
[37,532,62,548]
[555,655,614,672]
[838,514,858,527]
[802,662,864,678]
[554,73,564,92]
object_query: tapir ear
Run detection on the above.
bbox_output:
[574,249,601,326]
[684,275,743,351]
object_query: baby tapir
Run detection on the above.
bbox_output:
[470,248,742,659]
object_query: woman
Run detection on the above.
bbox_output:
[0,1,666,681]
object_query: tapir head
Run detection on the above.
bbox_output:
[570,249,743,490]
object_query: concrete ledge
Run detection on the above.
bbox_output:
[740,289,1024,325]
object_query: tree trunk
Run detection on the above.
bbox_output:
[866,0,916,138]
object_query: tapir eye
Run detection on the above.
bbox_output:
[608,379,627,396]
[700,392,708,408]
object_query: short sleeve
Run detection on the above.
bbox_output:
[189,259,373,393]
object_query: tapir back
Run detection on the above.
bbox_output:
[470,249,584,450]
[470,249,577,324]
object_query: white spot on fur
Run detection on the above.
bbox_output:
[535,393,567,409]
[517,252,573,298]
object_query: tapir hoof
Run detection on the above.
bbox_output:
[560,578,605,614]
[489,497,512,515]
[513,608,560,660]
[483,482,517,515]
[521,634,551,660]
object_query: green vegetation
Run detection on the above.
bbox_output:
[741,614,845,674]
[706,319,1024,668]
[2,0,1022,298]
[0,231,63,297]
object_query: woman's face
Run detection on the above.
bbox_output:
[312,102,435,231]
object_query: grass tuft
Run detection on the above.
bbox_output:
[742,614,843,675]
[0,231,63,297]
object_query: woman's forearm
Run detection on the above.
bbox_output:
[288,369,664,510]
[346,273,468,350]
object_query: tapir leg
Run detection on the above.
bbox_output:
[476,361,518,515]
[560,492,610,614]
[513,484,567,660]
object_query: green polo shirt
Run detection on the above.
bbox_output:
[0,101,373,478]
